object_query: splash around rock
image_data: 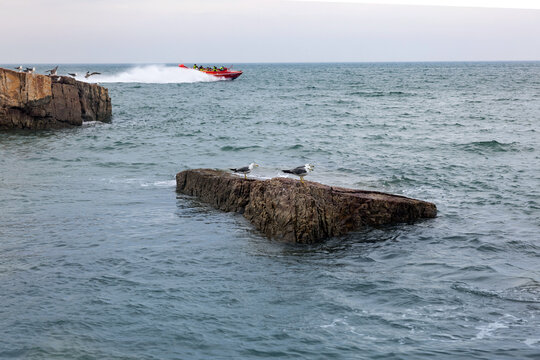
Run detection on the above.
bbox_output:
[176,169,437,244]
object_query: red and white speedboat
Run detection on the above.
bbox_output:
[179,64,243,80]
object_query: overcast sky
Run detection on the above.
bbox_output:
[1,0,539,63]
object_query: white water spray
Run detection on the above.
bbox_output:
[79,65,222,84]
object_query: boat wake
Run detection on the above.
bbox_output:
[82,65,221,84]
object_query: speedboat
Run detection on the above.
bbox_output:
[179,64,243,80]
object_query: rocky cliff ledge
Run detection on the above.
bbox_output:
[0,67,111,129]
[176,169,437,244]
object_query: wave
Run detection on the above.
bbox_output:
[459,140,523,153]
[220,145,261,152]
[348,91,415,97]
[452,281,540,303]
[475,321,508,340]
[81,65,222,84]
[287,144,303,150]
[141,180,176,188]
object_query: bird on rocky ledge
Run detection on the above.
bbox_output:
[230,163,259,179]
[24,67,35,74]
[85,71,101,79]
[14,66,23,72]
[45,66,58,76]
[282,164,315,184]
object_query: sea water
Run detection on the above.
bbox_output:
[0,62,539,359]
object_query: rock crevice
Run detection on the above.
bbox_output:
[0,68,111,129]
[176,169,437,244]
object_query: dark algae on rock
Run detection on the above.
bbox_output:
[176,169,437,244]
[0,67,111,129]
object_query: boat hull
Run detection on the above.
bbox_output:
[201,70,242,80]
[178,64,242,80]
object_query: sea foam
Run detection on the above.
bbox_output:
[81,65,221,84]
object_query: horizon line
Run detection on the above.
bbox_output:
[1,60,540,65]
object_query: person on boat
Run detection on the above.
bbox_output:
[213,66,217,71]
[193,64,198,69]
[219,66,224,71]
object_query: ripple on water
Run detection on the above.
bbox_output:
[1,62,539,359]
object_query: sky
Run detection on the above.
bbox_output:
[1,0,539,63]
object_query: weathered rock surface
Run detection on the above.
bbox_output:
[176,169,437,244]
[0,67,111,129]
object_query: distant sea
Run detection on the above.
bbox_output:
[1,62,539,359]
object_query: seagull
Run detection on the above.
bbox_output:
[67,73,78,77]
[45,66,58,76]
[230,162,259,179]
[14,66,23,72]
[282,164,315,184]
[24,67,35,74]
[85,71,101,79]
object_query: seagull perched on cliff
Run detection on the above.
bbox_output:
[24,67,35,74]
[282,164,315,184]
[14,66,23,72]
[85,71,101,79]
[45,66,58,76]
[230,162,259,179]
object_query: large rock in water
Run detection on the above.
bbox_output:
[176,169,437,244]
[0,67,111,129]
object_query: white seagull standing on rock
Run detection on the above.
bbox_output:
[24,67,35,74]
[230,162,259,179]
[282,164,315,184]
[14,66,23,72]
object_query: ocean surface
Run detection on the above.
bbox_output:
[1,62,539,359]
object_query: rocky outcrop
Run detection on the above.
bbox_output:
[0,68,111,129]
[176,169,437,244]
